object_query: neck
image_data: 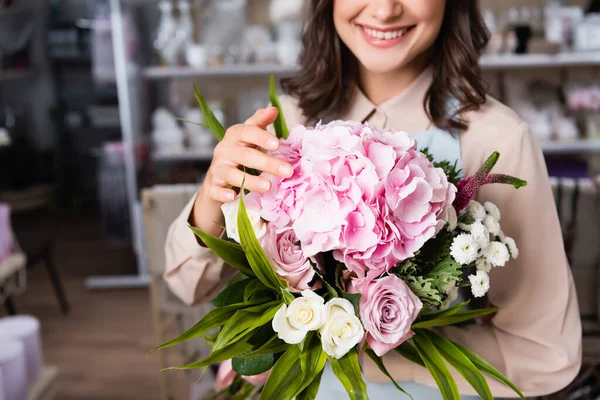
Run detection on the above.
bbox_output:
[358,54,430,106]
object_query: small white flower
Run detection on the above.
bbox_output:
[457,222,473,232]
[446,206,458,232]
[496,229,506,242]
[465,200,486,220]
[483,215,501,236]
[470,222,490,250]
[320,298,364,359]
[469,270,490,298]
[272,291,326,344]
[483,201,501,221]
[476,258,492,273]
[441,286,460,311]
[221,197,267,243]
[504,237,519,259]
[483,241,511,267]
[450,234,480,265]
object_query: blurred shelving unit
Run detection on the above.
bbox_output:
[151,149,214,163]
[142,64,298,80]
[540,139,600,155]
[480,52,600,69]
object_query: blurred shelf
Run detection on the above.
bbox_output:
[480,52,600,69]
[142,64,299,80]
[152,149,214,163]
[0,68,33,81]
[541,139,600,154]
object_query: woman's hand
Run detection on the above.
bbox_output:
[190,107,294,236]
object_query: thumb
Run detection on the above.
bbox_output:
[244,107,279,130]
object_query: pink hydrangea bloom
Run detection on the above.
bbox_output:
[247,121,456,277]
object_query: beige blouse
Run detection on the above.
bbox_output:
[163,68,582,397]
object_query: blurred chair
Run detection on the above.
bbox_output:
[143,185,214,400]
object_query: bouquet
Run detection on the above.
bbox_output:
[155,78,528,400]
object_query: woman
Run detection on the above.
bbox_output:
[163,0,582,398]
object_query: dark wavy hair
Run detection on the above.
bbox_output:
[281,0,490,132]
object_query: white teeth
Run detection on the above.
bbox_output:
[363,27,407,40]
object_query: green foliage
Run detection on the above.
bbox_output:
[193,85,226,141]
[329,350,369,400]
[421,147,462,184]
[190,227,255,277]
[232,353,277,376]
[412,333,460,400]
[365,349,413,398]
[269,75,289,139]
[211,279,252,307]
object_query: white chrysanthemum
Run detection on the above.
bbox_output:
[504,237,519,259]
[476,258,492,273]
[466,200,486,220]
[483,215,501,236]
[484,201,501,221]
[457,222,473,232]
[446,206,458,232]
[483,241,510,267]
[469,270,490,298]
[496,230,506,242]
[441,286,460,311]
[470,222,490,250]
[450,234,479,265]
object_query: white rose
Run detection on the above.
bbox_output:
[221,197,267,243]
[320,298,364,359]
[272,291,326,344]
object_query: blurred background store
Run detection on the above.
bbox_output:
[0,0,599,399]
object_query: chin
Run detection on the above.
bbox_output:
[355,53,412,75]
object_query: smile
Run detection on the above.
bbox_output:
[362,26,410,40]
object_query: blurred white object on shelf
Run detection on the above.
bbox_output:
[574,14,600,51]
[0,316,43,387]
[240,25,274,64]
[175,0,195,63]
[0,338,26,400]
[269,0,305,23]
[182,108,216,151]
[151,108,184,154]
[154,0,179,66]
[185,44,207,68]
[275,21,303,67]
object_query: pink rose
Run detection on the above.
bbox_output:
[354,275,423,357]
[262,223,321,291]
[241,369,270,386]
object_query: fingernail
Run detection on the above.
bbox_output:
[279,164,293,177]
[225,192,235,201]
[258,180,270,191]
[267,138,278,149]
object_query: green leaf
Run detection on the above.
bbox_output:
[341,292,362,316]
[296,368,324,400]
[412,308,499,329]
[238,197,284,291]
[421,301,470,319]
[211,279,252,307]
[329,350,369,400]
[260,346,304,400]
[203,332,220,349]
[312,263,338,299]
[213,302,281,351]
[240,335,290,358]
[451,342,525,399]
[194,85,226,141]
[190,227,255,277]
[296,334,327,396]
[269,75,289,139]
[233,353,276,376]
[244,279,272,302]
[364,349,413,399]
[422,330,493,400]
[153,300,264,351]
[171,331,254,370]
[412,334,460,400]
[394,342,425,368]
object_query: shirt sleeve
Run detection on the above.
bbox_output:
[365,123,582,397]
[163,191,237,306]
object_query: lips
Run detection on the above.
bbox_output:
[357,24,416,49]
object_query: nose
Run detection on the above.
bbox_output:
[371,0,403,22]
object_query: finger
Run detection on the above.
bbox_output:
[209,185,237,203]
[236,124,279,151]
[230,147,293,178]
[221,167,272,193]
[245,107,279,130]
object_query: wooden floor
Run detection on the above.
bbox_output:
[1,214,191,400]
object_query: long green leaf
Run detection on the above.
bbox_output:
[412,334,460,400]
[293,334,328,397]
[238,197,283,291]
[170,331,254,370]
[190,227,255,277]
[395,342,426,368]
[153,299,263,351]
[233,353,276,376]
[364,349,413,399]
[451,342,525,399]
[213,302,281,351]
[412,308,499,329]
[423,330,493,400]
[421,301,470,319]
[211,279,251,307]
[296,368,324,400]
[329,350,369,400]
[194,85,226,141]
[269,75,288,139]
[260,346,304,400]
[240,335,290,358]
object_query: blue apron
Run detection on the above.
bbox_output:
[316,126,480,400]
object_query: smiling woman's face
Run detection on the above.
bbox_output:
[333,0,446,75]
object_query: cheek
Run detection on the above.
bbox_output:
[333,0,363,38]
[405,0,446,44]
